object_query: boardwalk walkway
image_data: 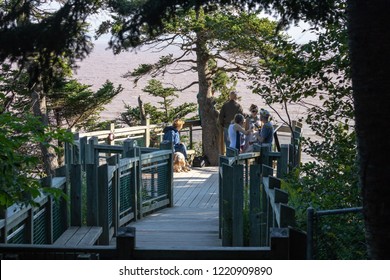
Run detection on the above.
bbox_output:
[129,166,221,248]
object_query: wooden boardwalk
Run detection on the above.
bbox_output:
[129,166,221,248]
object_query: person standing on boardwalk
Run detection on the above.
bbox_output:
[243,104,261,152]
[219,91,243,151]
[255,109,274,145]
[228,113,252,152]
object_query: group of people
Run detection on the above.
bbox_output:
[219,91,274,154]
[163,90,273,160]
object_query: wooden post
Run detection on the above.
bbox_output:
[141,117,151,147]
[70,164,82,226]
[26,208,33,244]
[86,137,99,226]
[42,176,54,244]
[269,228,289,259]
[108,155,120,235]
[262,164,273,178]
[123,139,137,158]
[46,196,54,244]
[260,144,271,172]
[79,136,88,171]
[232,164,244,246]
[260,175,268,247]
[249,164,261,246]
[219,156,229,239]
[277,144,289,178]
[222,163,233,246]
[116,227,136,259]
[98,164,110,245]
[160,143,174,207]
[105,123,115,145]
[131,160,139,222]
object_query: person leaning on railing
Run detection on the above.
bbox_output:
[254,109,274,145]
[228,113,252,153]
[243,104,261,153]
[163,118,188,159]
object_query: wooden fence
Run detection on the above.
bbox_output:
[74,118,202,149]
[219,121,303,248]
[0,138,174,247]
[0,121,307,260]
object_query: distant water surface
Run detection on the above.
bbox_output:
[74,42,321,162]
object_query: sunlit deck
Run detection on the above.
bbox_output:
[126,166,221,248]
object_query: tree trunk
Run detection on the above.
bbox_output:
[196,34,220,166]
[31,85,59,176]
[347,0,390,259]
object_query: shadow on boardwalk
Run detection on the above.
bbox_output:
[131,167,221,248]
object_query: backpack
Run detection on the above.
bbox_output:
[192,156,206,167]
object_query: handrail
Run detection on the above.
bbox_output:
[74,119,202,150]
[1,139,174,246]
[0,167,68,244]
[219,132,300,247]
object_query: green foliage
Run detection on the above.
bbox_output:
[107,5,280,97]
[262,20,363,258]
[119,79,197,125]
[0,112,72,207]
[49,79,123,130]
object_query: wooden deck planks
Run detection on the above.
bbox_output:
[128,166,221,248]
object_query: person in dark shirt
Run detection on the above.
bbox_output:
[163,119,188,159]
[255,109,274,145]
[218,91,243,150]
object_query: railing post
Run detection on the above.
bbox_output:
[232,164,244,246]
[249,164,261,246]
[123,139,138,158]
[116,227,136,259]
[70,164,82,226]
[107,155,120,234]
[79,136,88,171]
[141,117,151,147]
[219,156,229,239]
[277,144,289,178]
[222,163,233,246]
[160,143,174,207]
[260,144,271,172]
[108,123,115,144]
[42,176,55,244]
[0,207,7,243]
[86,136,99,226]
[98,164,110,245]
[307,207,315,260]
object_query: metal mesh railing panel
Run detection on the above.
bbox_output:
[141,160,168,203]
[108,180,113,226]
[7,223,26,244]
[33,207,47,244]
[119,168,133,217]
[52,199,67,242]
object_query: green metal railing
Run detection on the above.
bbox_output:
[0,138,174,246]
[307,207,366,259]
